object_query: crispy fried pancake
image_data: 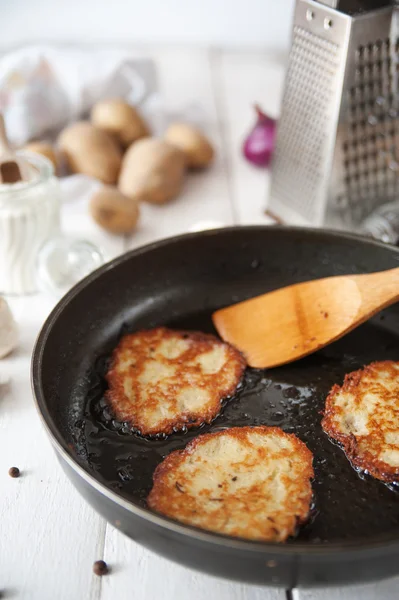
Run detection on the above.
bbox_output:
[322,360,399,482]
[106,327,246,436]
[147,426,314,541]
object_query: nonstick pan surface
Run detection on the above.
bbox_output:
[32,226,399,588]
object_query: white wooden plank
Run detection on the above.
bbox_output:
[3,44,390,600]
[216,48,399,600]
[103,47,283,600]
[215,49,286,225]
[294,577,399,600]
[0,170,126,599]
[102,526,285,600]
[0,296,105,600]
[125,47,234,251]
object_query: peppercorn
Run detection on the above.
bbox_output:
[93,560,109,576]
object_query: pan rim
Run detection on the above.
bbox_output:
[31,224,399,557]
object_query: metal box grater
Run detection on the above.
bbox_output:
[268,0,399,230]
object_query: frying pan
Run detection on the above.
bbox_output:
[31,226,399,589]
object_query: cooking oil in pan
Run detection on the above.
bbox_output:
[75,309,399,544]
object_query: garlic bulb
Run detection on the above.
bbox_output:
[0,297,18,358]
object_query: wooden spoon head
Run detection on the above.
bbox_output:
[212,276,362,369]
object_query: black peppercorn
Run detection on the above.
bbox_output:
[8,467,20,478]
[93,560,109,576]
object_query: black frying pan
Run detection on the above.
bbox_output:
[31,226,399,589]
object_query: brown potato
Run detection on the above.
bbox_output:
[23,141,58,171]
[164,123,214,169]
[91,99,150,147]
[89,186,139,234]
[58,122,122,184]
[118,138,185,204]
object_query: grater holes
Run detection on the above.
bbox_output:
[270,26,340,221]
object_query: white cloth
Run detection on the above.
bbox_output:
[0,46,163,145]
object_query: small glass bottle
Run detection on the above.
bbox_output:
[0,152,104,297]
[359,200,399,245]
[0,153,61,295]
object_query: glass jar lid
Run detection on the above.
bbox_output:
[0,152,54,208]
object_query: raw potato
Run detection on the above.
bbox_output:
[119,138,185,204]
[165,123,214,169]
[90,186,139,234]
[23,141,58,171]
[91,99,150,147]
[58,122,122,184]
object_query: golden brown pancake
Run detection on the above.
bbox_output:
[147,426,314,541]
[106,327,246,436]
[322,360,399,482]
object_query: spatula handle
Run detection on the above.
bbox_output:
[354,266,399,314]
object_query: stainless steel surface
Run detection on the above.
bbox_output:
[268,0,399,230]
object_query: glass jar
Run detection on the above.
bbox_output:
[359,200,399,245]
[0,153,61,295]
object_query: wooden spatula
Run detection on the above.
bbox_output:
[0,114,31,183]
[212,267,399,369]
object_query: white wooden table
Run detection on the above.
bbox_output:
[1,47,398,600]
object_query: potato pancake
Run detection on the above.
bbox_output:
[148,426,314,541]
[322,361,399,482]
[106,327,246,436]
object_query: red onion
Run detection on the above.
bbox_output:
[242,105,276,167]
